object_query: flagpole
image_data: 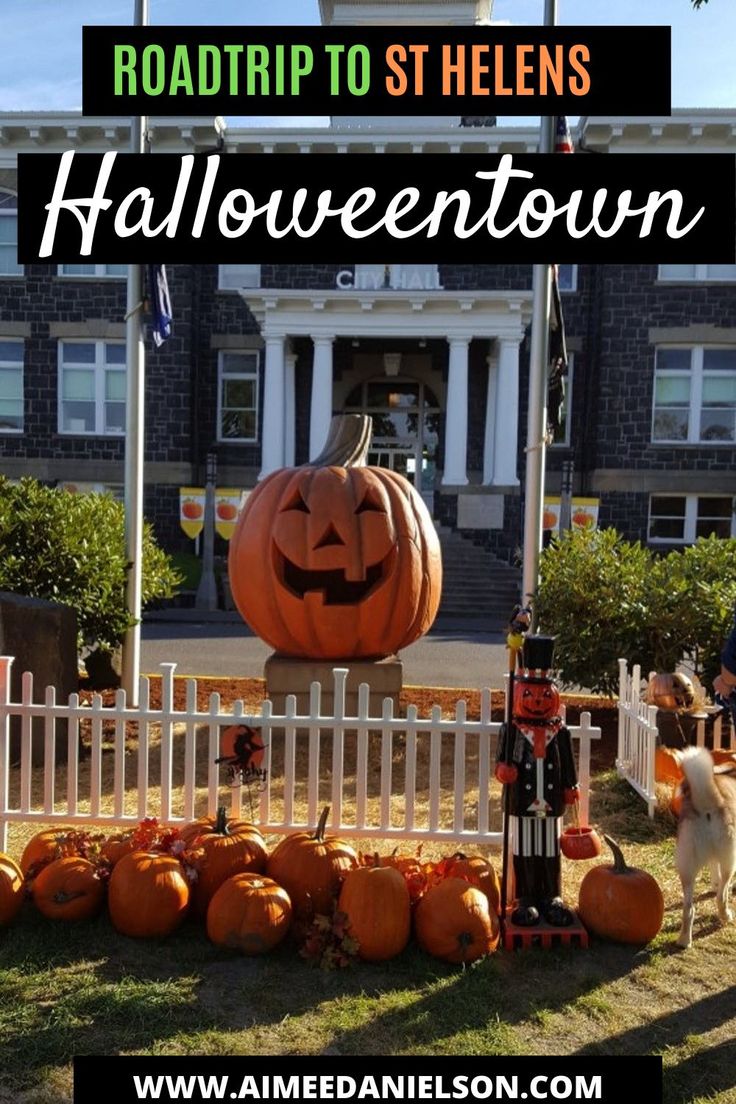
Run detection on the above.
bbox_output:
[521,0,557,621]
[121,0,148,704]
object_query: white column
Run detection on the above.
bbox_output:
[492,336,522,487]
[284,349,297,468]
[482,347,497,484]
[259,333,286,479]
[309,335,334,460]
[442,336,470,486]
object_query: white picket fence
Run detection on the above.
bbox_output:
[617,658,736,817]
[0,655,600,854]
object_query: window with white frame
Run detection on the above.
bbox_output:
[557,264,577,292]
[218,265,261,290]
[648,494,735,543]
[218,352,258,442]
[550,354,573,447]
[652,346,736,444]
[0,340,23,432]
[59,264,127,277]
[58,340,126,435]
[659,264,736,282]
[0,192,22,276]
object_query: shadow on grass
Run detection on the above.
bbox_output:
[0,903,648,1094]
[573,989,736,1104]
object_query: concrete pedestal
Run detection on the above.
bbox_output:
[264,653,403,717]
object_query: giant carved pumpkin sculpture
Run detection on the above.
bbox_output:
[229,416,442,660]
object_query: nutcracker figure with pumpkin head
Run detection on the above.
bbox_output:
[496,635,580,926]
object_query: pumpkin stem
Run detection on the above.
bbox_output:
[603,835,631,875]
[309,414,372,469]
[313,806,331,842]
[373,852,381,868]
[214,806,230,836]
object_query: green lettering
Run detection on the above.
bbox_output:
[246,45,269,96]
[141,44,165,96]
[169,44,195,95]
[291,45,313,93]
[324,44,344,94]
[346,45,370,96]
[275,44,284,95]
[198,45,220,95]
[114,45,137,96]
[223,44,243,95]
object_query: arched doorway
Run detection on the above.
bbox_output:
[344,377,440,513]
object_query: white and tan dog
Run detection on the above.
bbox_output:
[675,746,736,948]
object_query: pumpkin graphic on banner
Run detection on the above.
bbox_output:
[228,416,442,660]
[179,487,205,539]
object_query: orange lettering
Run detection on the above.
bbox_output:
[569,44,591,96]
[539,44,564,96]
[385,44,408,96]
[442,44,465,96]
[494,43,513,95]
[516,44,535,95]
[471,44,490,96]
[409,44,429,95]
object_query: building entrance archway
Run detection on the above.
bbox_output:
[344,376,440,514]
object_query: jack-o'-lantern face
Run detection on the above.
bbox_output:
[513,678,561,723]
[229,464,442,660]
[271,470,399,608]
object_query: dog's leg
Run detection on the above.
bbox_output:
[676,875,695,948]
[716,859,735,925]
[676,831,696,949]
[710,861,721,895]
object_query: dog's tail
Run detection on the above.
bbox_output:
[680,746,723,813]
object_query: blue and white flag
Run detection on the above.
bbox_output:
[147,264,172,347]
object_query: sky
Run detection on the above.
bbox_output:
[0,0,734,127]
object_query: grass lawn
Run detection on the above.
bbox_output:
[1,772,735,1104]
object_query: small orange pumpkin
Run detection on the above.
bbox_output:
[266,806,357,918]
[207,873,292,955]
[434,853,501,915]
[228,415,442,660]
[577,835,664,944]
[108,851,190,938]
[655,744,684,785]
[179,807,268,918]
[31,857,105,922]
[0,853,24,926]
[414,877,500,964]
[100,831,138,868]
[338,858,411,962]
[20,828,81,875]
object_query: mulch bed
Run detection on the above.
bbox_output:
[79,676,619,771]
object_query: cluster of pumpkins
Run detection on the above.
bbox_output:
[0,806,501,964]
[0,809,665,956]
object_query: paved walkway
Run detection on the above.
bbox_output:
[141,613,509,689]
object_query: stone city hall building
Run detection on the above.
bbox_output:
[1,0,735,618]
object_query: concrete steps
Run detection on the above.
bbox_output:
[436,526,520,628]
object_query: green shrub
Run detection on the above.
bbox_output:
[0,476,180,652]
[536,528,736,695]
[650,535,736,687]
[536,528,653,694]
